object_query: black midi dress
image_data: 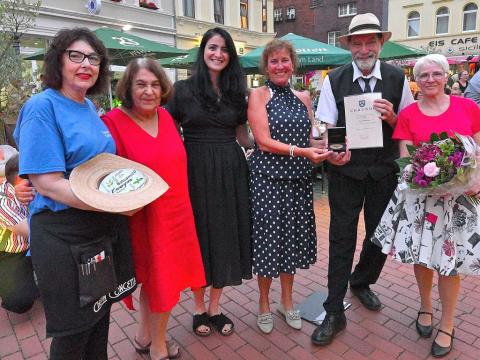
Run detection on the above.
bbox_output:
[165,79,252,288]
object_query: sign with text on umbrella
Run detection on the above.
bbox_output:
[239,33,352,73]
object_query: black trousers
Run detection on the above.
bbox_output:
[49,309,110,360]
[324,171,397,313]
[0,252,39,314]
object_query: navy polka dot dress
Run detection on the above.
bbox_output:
[249,80,317,278]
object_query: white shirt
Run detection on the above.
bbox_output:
[315,60,414,125]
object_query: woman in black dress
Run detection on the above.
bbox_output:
[165,28,253,336]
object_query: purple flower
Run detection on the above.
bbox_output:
[448,150,464,167]
[413,144,442,165]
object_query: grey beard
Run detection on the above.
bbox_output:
[354,57,377,73]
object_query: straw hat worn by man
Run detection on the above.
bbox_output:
[312,13,414,346]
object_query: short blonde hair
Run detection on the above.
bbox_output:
[260,39,298,75]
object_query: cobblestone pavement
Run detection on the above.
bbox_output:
[2,188,479,359]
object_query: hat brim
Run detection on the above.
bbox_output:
[70,153,169,213]
[339,30,392,46]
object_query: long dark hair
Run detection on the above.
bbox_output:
[190,28,246,111]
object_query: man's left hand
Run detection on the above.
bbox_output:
[373,99,396,128]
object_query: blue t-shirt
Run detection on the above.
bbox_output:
[14,88,116,215]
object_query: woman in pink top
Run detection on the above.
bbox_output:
[372,54,480,358]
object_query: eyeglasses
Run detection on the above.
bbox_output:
[65,50,102,66]
[417,71,445,82]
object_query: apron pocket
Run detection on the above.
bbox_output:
[70,236,117,308]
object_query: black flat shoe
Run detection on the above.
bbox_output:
[431,329,454,358]
[350,287,381,311]
[311,312,347,346]
[416,311,433,338]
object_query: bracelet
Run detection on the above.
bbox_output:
[289,144,296,157]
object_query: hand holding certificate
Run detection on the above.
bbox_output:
[344,92,383,149]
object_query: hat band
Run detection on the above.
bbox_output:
[349,23,382,34]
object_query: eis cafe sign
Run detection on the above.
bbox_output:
[426,34,480,55]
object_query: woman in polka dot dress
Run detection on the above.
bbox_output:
[248,39,349,334]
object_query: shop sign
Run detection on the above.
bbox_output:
[427,35,480,55]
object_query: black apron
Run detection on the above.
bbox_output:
[30,208,136,337]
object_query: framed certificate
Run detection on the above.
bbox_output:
[344,92,383,149]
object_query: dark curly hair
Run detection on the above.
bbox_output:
[190,27,246,112]
[42,27,110,95]
[116,57,172,108]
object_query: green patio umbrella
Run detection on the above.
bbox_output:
[24,27,187,66]
[94,27,186,65]
[159,47,198,69]
[240,33,352,74]
[379,41,427,60]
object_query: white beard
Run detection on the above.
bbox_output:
[354,55,377,73]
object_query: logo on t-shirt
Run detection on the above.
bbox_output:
[102,130,112,138]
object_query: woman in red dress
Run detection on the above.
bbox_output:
[102,58,205,360]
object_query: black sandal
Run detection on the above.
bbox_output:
[209,313,234,336]
[133,337,151,354]
[193,312,211,337]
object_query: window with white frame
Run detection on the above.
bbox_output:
[183,0,195,18]
[463,3,478,32]
[436,7,449,34]
[338,2,356,17]
[214,0,224,24]
[407,11,420,37]
[274,8,283,22]
[286,6,296,21]
[328,31,340,47]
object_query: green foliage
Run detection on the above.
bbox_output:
[112,97,122,108]
[395,156,411,171]
[406,144,417,156]
[0,0,41,140]
[292,82,307,91]
[0,0,41,89]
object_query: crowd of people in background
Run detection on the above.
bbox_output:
[3,11,480,360]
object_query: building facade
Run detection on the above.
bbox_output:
[174,0,275,56]
[389,0,480,57]
[273,0,388,47]
[22,0,177,54]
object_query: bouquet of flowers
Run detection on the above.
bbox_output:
[396,132,480,204]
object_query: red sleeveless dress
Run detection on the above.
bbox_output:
[102,107,205,312]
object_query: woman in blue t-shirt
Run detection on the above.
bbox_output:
[14,28,134,360]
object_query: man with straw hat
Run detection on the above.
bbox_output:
[312,13,414,346]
